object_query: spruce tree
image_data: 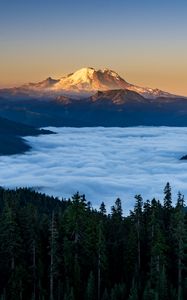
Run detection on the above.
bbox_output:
[100,202,106,216]
[163,182,172,210]
[85,271,95,300]
[174,192,186,300]
[96,221,106,300]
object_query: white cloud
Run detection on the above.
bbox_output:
[1,126,187,213]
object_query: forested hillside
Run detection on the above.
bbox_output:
[0,184,186,300]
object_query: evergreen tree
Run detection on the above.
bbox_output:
[0,186,186,300]
[49,210,59,300]
[99,202,106,216]
[0,199,23,299]
[133,194,143,286]
[128,280,138,300]
[64,287,75,300]
[142,281,154,300]
[110,283,126,300]
[164,183,172,208]
[149,199,166,300]
[101,288,109,300]
[174,192,186,300]
[111,198,123,220]
[159,265,168,300]
[96,221,106,300]
[85,271,95,300]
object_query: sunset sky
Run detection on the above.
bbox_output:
[1,0,187,96]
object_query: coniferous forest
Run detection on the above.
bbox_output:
[0,183,187,300]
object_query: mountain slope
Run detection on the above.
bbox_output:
[1,90,187,128]
[0,117,53,155]
[0,116,51,136]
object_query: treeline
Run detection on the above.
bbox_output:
[0,184,187,300]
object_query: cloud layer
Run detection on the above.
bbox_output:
[1,127,187,213]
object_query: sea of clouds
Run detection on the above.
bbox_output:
[1,127,187,213]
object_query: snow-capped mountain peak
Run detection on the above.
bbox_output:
[0,67,184,100]
[63,67,95,84]
[101,68,121,79]
[53,67,178,99]
[54,67,130,92]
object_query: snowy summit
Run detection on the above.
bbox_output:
[0,67,182,99]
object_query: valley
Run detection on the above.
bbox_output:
[1,126,187,212]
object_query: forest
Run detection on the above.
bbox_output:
[0,183,186,300]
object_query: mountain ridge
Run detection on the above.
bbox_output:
[0,116,54,155]
[1,67,187,128]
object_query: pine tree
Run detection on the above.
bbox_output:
[164,182,172,210]
[85,271,95,300]
[134,195,143,277]
[101,289,109,300]
[0,199,23,299]
[96,221,106,300]
[110,283,126,300]
[174,192,186,300]
[128,280,138,300]
[111,198,123,221]
[0,186,187,299]
[63,193,88,299]
[99,202,106,215]
[159,265,168,300]
[64,287,75,300]
[142,281,154,300]
[149,199,166,300]
[49,210,59,300]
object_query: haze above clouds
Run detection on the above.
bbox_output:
[1,127,187,213]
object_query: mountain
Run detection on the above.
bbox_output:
[0,116,52,136]
[53,67,129,92]
[0,67,187,128]
[0,67,183,99]
[22,77,59,90]
[0,117,53,155]
[53,67,180,99]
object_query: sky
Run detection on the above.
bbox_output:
[0,0,187,95]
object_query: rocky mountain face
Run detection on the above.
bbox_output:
[91,89,147,104]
